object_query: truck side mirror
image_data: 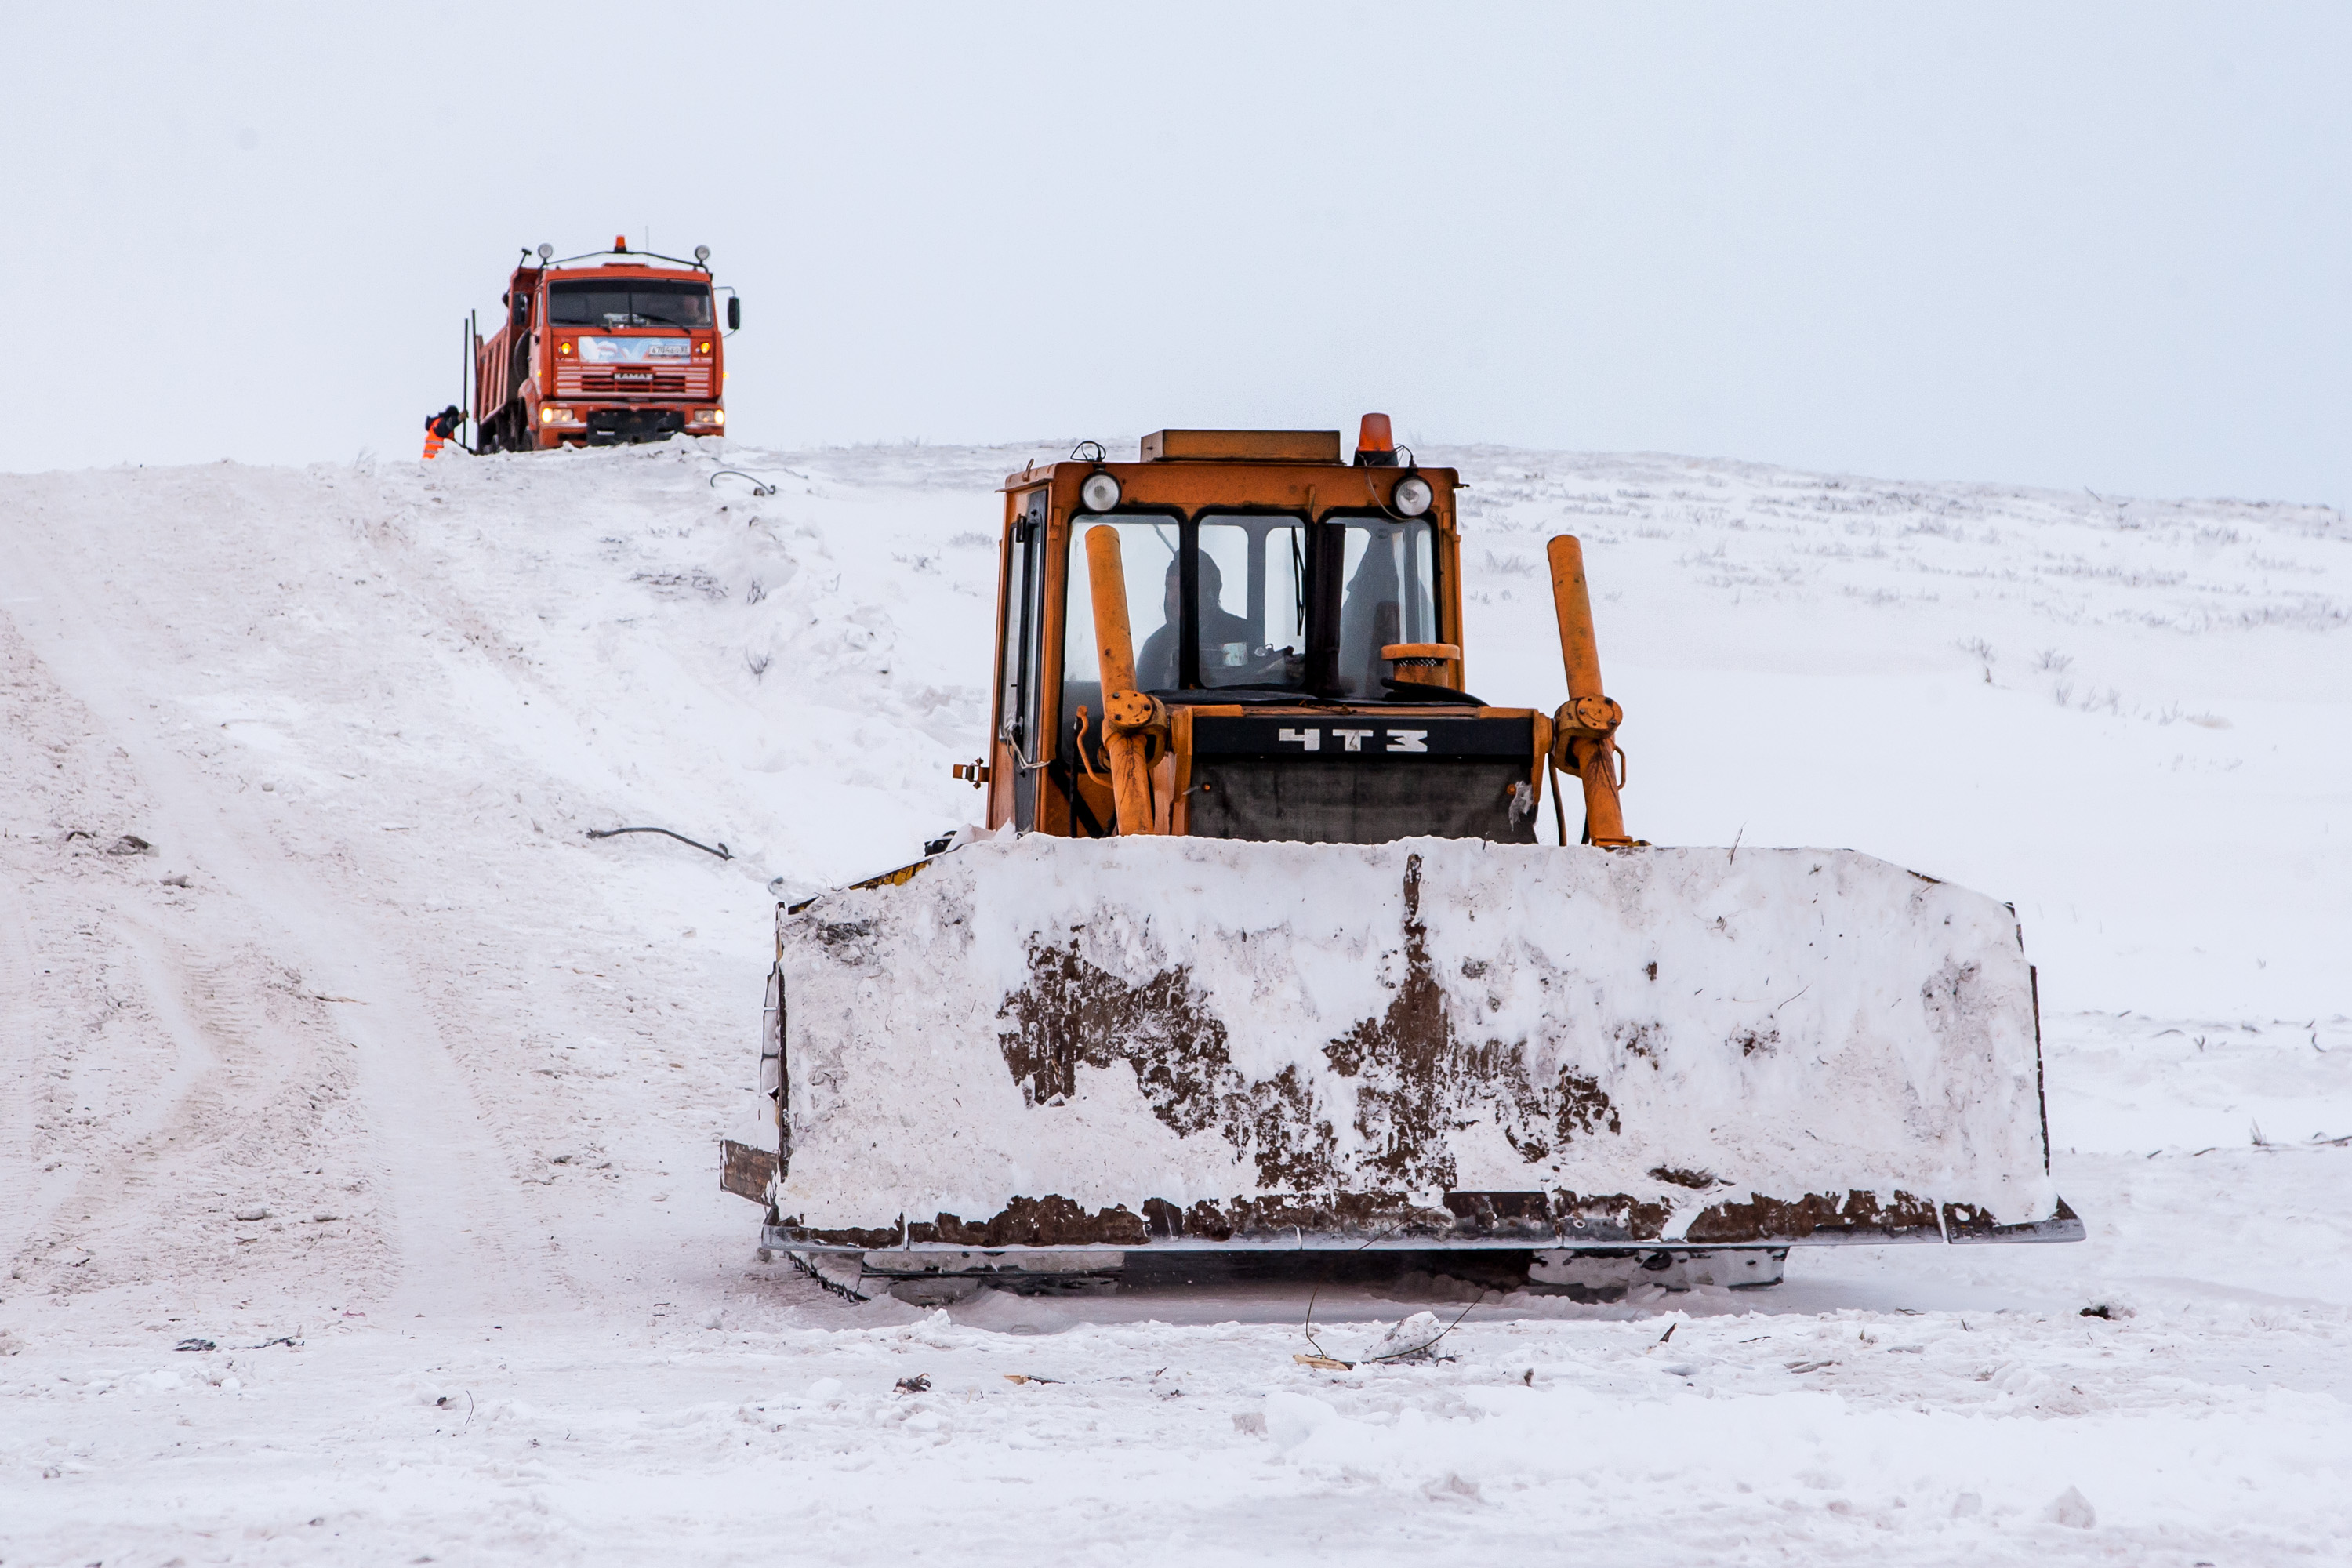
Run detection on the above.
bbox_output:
[512,297,529,329]
[727,296,741,331]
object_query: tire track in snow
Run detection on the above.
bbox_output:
[2,535,557,1325]
[0,610,397,1308]
[0,610,184,1290]
[0,862,56,1277]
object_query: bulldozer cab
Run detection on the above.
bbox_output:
[982,422,1570,848]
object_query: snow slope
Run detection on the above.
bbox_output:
[2,437,2347,1565]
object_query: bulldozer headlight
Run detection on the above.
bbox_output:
[1080,472,1122,512]
[1393,474,1433,517]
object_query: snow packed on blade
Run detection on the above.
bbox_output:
[776,835,2059,1243]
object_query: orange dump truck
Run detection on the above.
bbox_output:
[472,238,739,451]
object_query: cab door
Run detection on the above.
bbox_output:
[991,487,1050,832]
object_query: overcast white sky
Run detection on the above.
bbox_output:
[7,3,2346,505]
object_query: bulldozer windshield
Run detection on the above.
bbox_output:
[548,279,713,329]
[1061,517,1178,769]
[1057,511,1439,747]
[1196,516,1308,691]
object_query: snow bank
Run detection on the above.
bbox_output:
[779,835,2056,1235]
[3,437,2346,1566]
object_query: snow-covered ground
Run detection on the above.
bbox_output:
[2,437,2347,1565]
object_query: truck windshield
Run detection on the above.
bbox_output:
[549,280,712,329]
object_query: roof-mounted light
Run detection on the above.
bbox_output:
[1393,474,1433,517]
[1080,472,1123,512]
[694,245,710,263]
[537,243,552,262]
[613,234,629,252]
[1356,412,1399,467]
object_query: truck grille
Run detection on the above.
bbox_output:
[554,365,715,399]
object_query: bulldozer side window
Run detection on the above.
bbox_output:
[1062,516,1179,771]
[1000,494,1048,760]
[998,492,1051,828]
[1196,516,1308,691]
[1331,517,1437,699]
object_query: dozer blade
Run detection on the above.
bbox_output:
[768,837,2078,1256]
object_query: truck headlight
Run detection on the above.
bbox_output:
[539,405,579,425]
[690,408,724,426]
[1080,472,1121,511]
[1393,474,1433,517]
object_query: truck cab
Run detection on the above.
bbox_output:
[474,238,735,451]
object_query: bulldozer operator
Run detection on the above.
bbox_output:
[1133,551,1261,691]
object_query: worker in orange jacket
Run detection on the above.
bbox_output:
[421,405,463,459]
